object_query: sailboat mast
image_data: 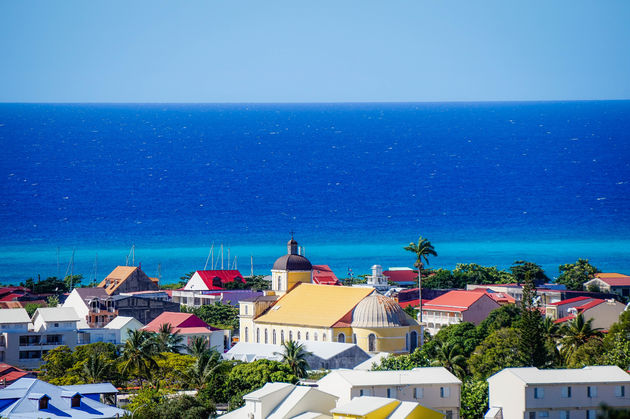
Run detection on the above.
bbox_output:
[204,243,214,270]
[251,255,253,277]
[221,244,224,270]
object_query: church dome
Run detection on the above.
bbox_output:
[272,254,312,271]
[351,294,410,328]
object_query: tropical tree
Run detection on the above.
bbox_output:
[556,259,600,291]
[429,340,467,379]
[510,261,548,285]
[120,329,161,385]
[516,273,548,367]
[274,340,312,378]
[185,349,226,390]
[560,314,603,363]
[461,379,489,419]
[155,323,186,354]
[404,236,437,324]
[81,353,111,384]
[187,336,210,358]
[468,328,523,380]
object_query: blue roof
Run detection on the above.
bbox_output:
[0,378,128,418]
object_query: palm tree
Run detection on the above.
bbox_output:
[155,323,186,354]
[185,349,226,390]
[560,313,603,363]
[187,336,210,358]
[404,237,437,325]
[541,317,562,366]
[120,329,161,385]
[429,340,466,379]
[274,340,312,378]
[81,353,110,384]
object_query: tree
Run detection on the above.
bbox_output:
[510,261,548,285]
[468,328,523,380]
[24,303,43,317]
[153,352,197,389]
[516,273,548,367]
[183,302,239,331]
[429,340,467,379]
[63,274,83,291]
[461,379,489,419]
[477,304,521,337]
[374,348,430,371]
[81,353,112,384]
[245,275,271,291]
[556,259,600,291]
[120,330,161,384]
[155,323,186,354]
[404,236,437,324]
[187,336,210,358]
[46,295,59,307]
[40,346,77,385]
[597,404,630,419]
[274,340,312,378]
[560,313,603,364]
[185,349,226,390]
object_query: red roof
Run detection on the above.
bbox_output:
[594,273,630,287]
[195,270,245,290]
[549,296,592,306]
[0,293,24,302]
[423,290,495,312]
[312,265,341,286]
[142,312,220,333]
[553,299,605,323]
[383,270,417,283]
[0,363,31,384]
[397,299,432,309]
[468,288,516,304]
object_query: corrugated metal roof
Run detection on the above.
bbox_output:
[491,366,630,384]
[0,308,30,324]
[320,367,461,386]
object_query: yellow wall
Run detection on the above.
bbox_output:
[332,400,399,419]
[353,324,422,353]
[287,271,312,290]
[406,405,445,419]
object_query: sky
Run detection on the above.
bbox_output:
[1,1,629,103]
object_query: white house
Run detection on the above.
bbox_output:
[485,366,630,419]
[103,316,143,344]
[316,367,461,419]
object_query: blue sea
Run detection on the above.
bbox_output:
[1,102,629,285]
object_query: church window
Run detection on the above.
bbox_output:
[273,330,277,344]
[337,333,345,343]
[281,330,285,344]
[368,333,376,352]
[305,332,309,340]
[289,331,293,341]
[297,331,301,340]
[322,334,326,341]
[256,328,260,343]
[353,333,357,344]
[264,329,268,344]
[245,327,249,343]
[410,331,418,352]
[314,332,318,341]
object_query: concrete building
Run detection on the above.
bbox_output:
[0,378,127,418]
[172,289,262,309]
[183,270,246,291]
[584,273,630,298]
[546,297,626,330]
[485,366,630,419]
[331,396,444,419]
[219,382,338,419]
[97,266,159,295]
[421,291,501,336]
[224,341,371,370]
[142,312,229,352]
[316,368,461,418]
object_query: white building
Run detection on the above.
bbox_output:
[486,366,630,419]
[316,367,461,419]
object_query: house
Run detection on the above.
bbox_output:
[467,288,515,305]
[97,266,159,295]
[485,366,630,419]
[316,368,461,418]
[383,268,417,286]
[103,316,143,344]
[312,265,341,286]
[219,382,339,419]
[241,238,422,354]
[142,312,229,352]
[223,341,371,370]
[171,289,262,308]
[0,287,46,309]
[466,283,618,305]
[584,273,630,298]
[421,291,501,335]
[0,363,34,388]
[183,270,245,291]
[0,378,127,418]
[548,297,626,330]
[331,396,444,419]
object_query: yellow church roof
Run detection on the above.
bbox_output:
[255,283,374,328]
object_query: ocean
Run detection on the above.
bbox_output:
[1,101,629,284]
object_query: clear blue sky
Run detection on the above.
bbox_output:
[1,0,629,102]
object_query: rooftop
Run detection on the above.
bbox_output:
[330,396,395,416]
[0,308,31,324]
[142,312,219,333]
[490,366,630,384]
[423,290,497,312]
[319,367,461,386]
[592,273,630,287]
[32,307,80,323]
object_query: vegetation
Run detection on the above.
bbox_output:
[181,301,240,331]
[20,275,83,294]
[274,340,312,378]
[556,258,600,291]
[516,273,548,367]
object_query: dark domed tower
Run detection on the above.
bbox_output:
[271,237,313,294]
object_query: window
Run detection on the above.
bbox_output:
[529,413,535,419]
[387,388,391,398]
[387,387,396,398]
[562,386,572,398]
[305,332,309,340]
[615,385,625,397]
[559,411,570,419]
[359,389,364,396]
[256,328,260,343]
[413,387,423,399]
[244,327,249,343]
[353,333,357,344]
[264,329,268,344]
[587,411,597,419]
[534,387,544,399]
[409,331,418,352]
[280,330,284,344]
[289,331,293,341]
[272,330,276,344]
[39,397,49,410]
[244,306,248,315]
[445,410,453,419]
[440,387,450,398]
[337,333,345,343]
[587,386,597,398]
[71,394,81,408]
[314,332,318,341]
[297,331,301,340]
[368,334,376,352]
[322,334,326,341]
[539,412,549,418]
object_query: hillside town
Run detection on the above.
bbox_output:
[0,237,628,418]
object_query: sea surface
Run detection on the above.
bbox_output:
[1,102,629,284]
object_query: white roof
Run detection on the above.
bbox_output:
[0,308,31,324]
[320,367,461,386]
[331,396,394,415]
[32,307,80,323]
[491,366,630,384]
[224,341,362,362]
[353,352,390,370]
[244,382,294,400]
[388,401,419,419]
[104,316,143,330]
[291,413,332,419]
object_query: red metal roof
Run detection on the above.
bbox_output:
[594,274,630,287]
[0,363,30,384]
[383,270,417,283]
[142,312,220,333]
[312,265,341,286]
[195,270,245,290]
[549,296,592,306]
[468,288,516,304]
[423,290,492,312]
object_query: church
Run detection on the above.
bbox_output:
[239,238,422,354]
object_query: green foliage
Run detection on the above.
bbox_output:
[556,259,600,291]
[510,261,549,285]
[120,329,162,383]
[403,304,418,319]
[516,273,548,367]
[597,404,630,419]
[274,340,312,378]
[245,275,271,291]
[24,303,43,317]
[20,275,83,294]
[155,323,187,354]
[160,282,186,290]
[184,349,228,390]
[223,360,297,409]
[565,338,606,368]
[40,346,77,385]
[468,328,523,380]
[429,340,467,379]
[183,301,239,331]
[373,348,430,370]
[427,322,485,358]
[126,386,170,418]
[478,304,521,336]
[40,343,120,385]
[180,271,195,281]
[560,313,604,364]
[46,295,59,307]
[461,379,489,419]
[154,352,196,389]
[423,264,513,289]
[603,338,630,372]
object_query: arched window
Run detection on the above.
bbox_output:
[368,333,376,352]
[245,327,249,343]
[280,330,285,344]
[297,331,301,340]
[322,334,327,342]
[256,328,260,343]
[272,330,276,344]
[305,332,309,340]
[264,329,268,344]
[337,333,345,343]
[314,332,318,341]
[410,331,418,352]
[353,333,357,344]
[289,331,293,341]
